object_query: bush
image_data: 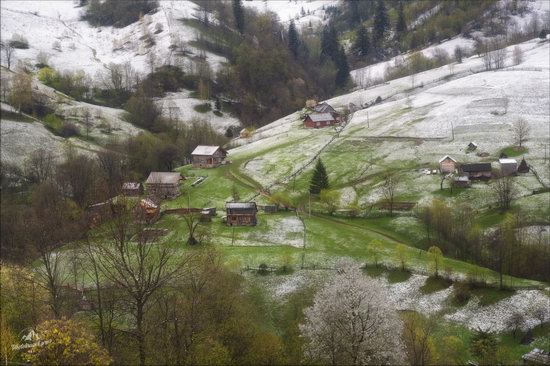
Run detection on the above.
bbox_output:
[60,122,80,137]
[9,34,29,49]
[453,282,472,305]
[213,110,223,117]
[258,263,269,275]
[43,113,63,132]
[194,103,212,113]
[83,0,158,28]
[140,65,186,97]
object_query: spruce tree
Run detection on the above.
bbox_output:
[288,20,299,58]
[396,1,407,36]
[310,159,329,194]
[373,0,388,44]
[321,25,338,61]
[335,47,350,87]
[232,0,245,34]
[353,25,370,57]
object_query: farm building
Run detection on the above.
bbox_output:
[314,102,342,121]
[453,176,470,188]
[145,172,184,199]
[225,202,258,226]
[467,142,478,151]
[122,182,143,196]
[460,163,492,180]
[135,198,160,224]
[518,158,530,173]
[191,145,227,168]
[499,158,518,176]
[439,155,457,174]
[304,113,337,128]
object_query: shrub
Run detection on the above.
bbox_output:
[9,34,29,49]
[213,110,223,117]
[194,103,212,113]
[43,113,63,132]
[453,282,471,305]
[60,122,80,137]
[83,0,158,28]
[258,263,269,275]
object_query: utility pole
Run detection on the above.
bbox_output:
[367,110,370,128]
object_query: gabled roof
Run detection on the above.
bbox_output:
[461,163,492,172]
[439,155,457,163]
[145,172,182,184]
[499,158,517,164]
[314,102,336,114]
[140,198,158,209]
[468,142,478,147]
[191,145,226,156]
[226,202,257,210]
[306,113,335,122]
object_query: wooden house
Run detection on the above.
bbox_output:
[460,163,492,180]
[499,158,518,176]
[135,198,160,224]
[145,172,184,199]
[304,113,337,128]
[314,102,341,121]
[518,158,529,173]
[191,145,227,168]
[522,348,550,365]
[225,202,258,226]
[439,155,457,174]
[122,182,143,196]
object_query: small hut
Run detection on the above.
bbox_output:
[499,158,518,176]
[453,176,470,188]
[135,198,160,224]
[225,202,258,226]
[439,155,457,174]
[518,158,530,173]
[467,142,478,151]
[522,348,550,365]
[122,182,143,196]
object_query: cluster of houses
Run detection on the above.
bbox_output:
[86,145,259,228]
[438,147,529,187]
[302,100,342,129]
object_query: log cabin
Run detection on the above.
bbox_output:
[191,145,227,168]
[439,155,457,174]
[145,172,184,199]
[225,202,258,226]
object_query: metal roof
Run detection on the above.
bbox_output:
[307,113,335,122]
[314,102,336,113]
[461,163,492,172]
[439,155,457,163]
[145,172,182,184]
[226,202,257,210]
[140,198,158,208]
[499,158,517,164]
[191,145,224,156]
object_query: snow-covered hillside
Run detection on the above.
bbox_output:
[242,0,337,29]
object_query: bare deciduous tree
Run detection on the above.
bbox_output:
[512,118,530,148]
[381,173,400,216]
[300,260,405,365]
[24,148,56,184]
[403,313,437,365]
[512,46,523,65]
[1,41,15,70]
[492,174,517,211]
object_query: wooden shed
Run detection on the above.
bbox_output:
[518,158,530,173]
[460,163,492,180]
[191,145,227,168]
[453,175,470,188]
[499,158,518,176]
[122,182,143,196]
[439,155,457,174]
[135,198,160,224]
[522,348,550,365]
[304,113,337,129]
[145,172,184,199]
[225,202,258,226]
[467,142,478,151]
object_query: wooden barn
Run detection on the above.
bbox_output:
[122,182,143,196]
[460,163,492,180]
[191,145,227,168]
[314,102,341,121]
[439,155,457,174]
[304,113,337,128]
[145,172,184,199]
[453,176,470,188]
[135,198,160,224]
[499,158,518,176]
[225,202,258,226]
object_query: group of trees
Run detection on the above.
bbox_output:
[83,0,158,28]
[421,199,550,283]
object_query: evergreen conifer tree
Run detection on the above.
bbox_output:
[373,0,388,44]
[396,1,407,36]
[232,0,245,34]
[353,25,370,57]
[310,159,329,194]
[335,47,350,87]
[288,21,299,58]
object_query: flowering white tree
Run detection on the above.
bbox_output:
[300,260,405,365]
